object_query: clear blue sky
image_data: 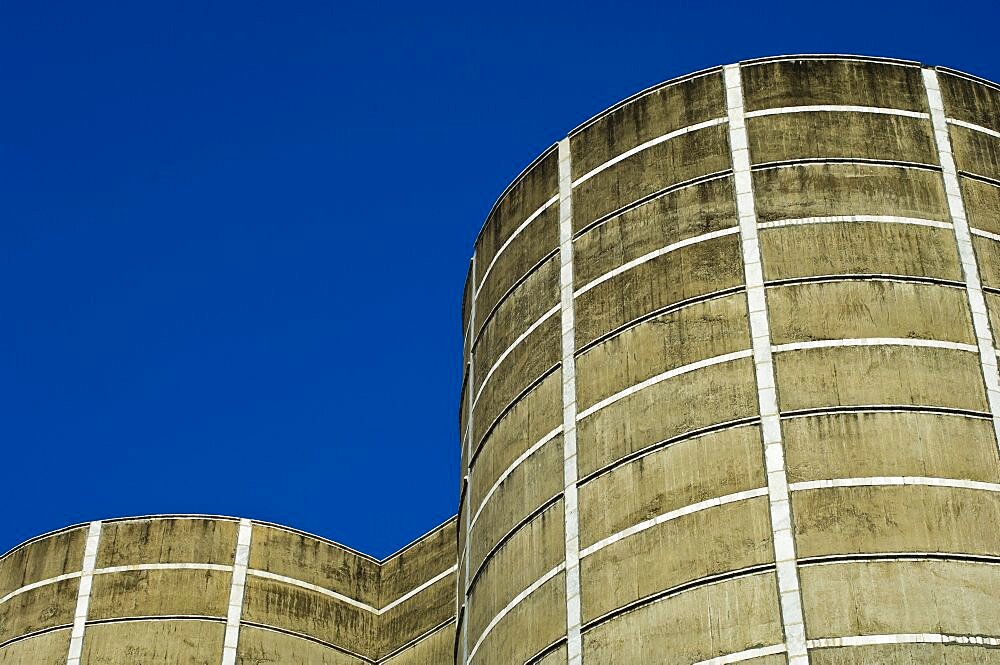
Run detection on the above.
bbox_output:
[3,0,998,558]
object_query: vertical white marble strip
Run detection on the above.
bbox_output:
[221,518,252,665]
[924,68,1000,460]
[557,137,584,665]
[66,521,101,665]
[460,255,476,664]
[724,63,810,665]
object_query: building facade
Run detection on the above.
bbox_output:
[4,55,1000,664]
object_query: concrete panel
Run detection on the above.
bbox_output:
[741,59,928,112]
[468,573,565,665]
[575,292,750,410]
[468,502,564,645]
[0,527,85,599]
[783,411,1000,484]
[579,423,765,546]
[0,577,77,645]
[380,520,456,605]
[759,223,961,282]
[475,207,558,337]
[747,112,937,165]
[580,497,773,622]
[237,625,365,664]
[0,627,69,665]
[753,163,949,223]
[378,575,456,658]
[801,560,1000,638]
[477,150,558,273]
[242,576,375,658]
[570,71,725,179]
[574,234,745,349]
[940,71,1000,134]
[471,368,561,486]
[382,622,455,665]
[988,292,1000,347]
[249,525,380,606]
[87,568,231,620]
[572,174,737,286]
[767,280,974,346]
[793,485,1000,558]
[81,619,225,665]
[972,236,1000,290]
[472,316,559,448]
[960,175,1000,236]
[474,255,559,392]
[577,356,758,477]
[470,435,562,573]
[581,572,783,663]
[572,123,731,231]
[97,517,238,567]
[951,123,1000,182]
[774,345,989,413]
[811,643,1000,665]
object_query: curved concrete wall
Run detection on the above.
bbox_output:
[458,55,1000,665]
[5,55,1000,665]
[0,515,457,665]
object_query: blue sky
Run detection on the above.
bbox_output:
[3,0,998,558]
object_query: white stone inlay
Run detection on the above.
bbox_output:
[221,518,252,665]
[579,487,768,558]
[772,338,978,354]
[757,215,952,231]
[790,476,1000,493]
[66,520,101,665]
[744,105,928,119]
[558,137,584,665]
[948,117,1000,140]
[924,68,1000,460]
[972,227,1000,242]
[807,633,1000,648]
[572,117,728,187]
[725,62,810,665]
[573,227,740,297]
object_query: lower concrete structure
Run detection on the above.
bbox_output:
[6,55,1000,664]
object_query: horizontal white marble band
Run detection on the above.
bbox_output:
[971,227,1000,242]
[691,644,787,665]
[577,349,753,420]
[790,476,1000,493]
[0,571,82,607]
[574,227,740,297]
[756,158,938,172]
[248,569,379,613]
[469,426,563,530]
[948,117,1000,140]
[475,195,559,296]
[807,633,1000,648]
[471,304,560,410]
[772,338,978,354]
[745,105,928,119]
[379,564,457,614]
[572,117,728,187]
[466,562,565,664]
[757,215,952,231]
[579,487,768,559]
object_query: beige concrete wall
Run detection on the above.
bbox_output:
[461,54,1000,665]
[0,516,457,664]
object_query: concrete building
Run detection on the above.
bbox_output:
[4,55,1000,664]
